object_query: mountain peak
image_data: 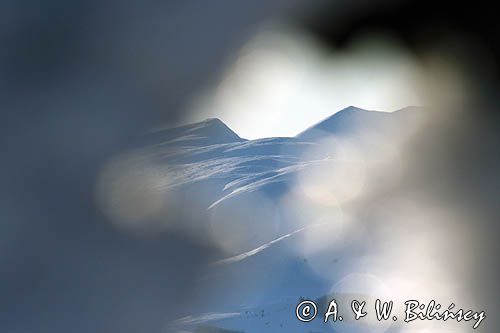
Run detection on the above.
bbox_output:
[296,106,413,141]
[143,117,244,146]
[202,117,224,124]
[343,105,369,111]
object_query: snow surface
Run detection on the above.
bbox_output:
[137,106,421,333]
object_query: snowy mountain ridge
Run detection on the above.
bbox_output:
[139,106,420,211]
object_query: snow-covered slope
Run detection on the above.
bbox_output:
[129,106,421,333]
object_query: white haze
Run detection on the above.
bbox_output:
[186,25,424,139]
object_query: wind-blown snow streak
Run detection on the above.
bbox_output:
[171,312,241,326]
[207,159,330,209]
[140,134,330,209]
[212,224,328,265]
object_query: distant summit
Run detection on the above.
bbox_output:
[144,118,245,146]
[296,106,421,141]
